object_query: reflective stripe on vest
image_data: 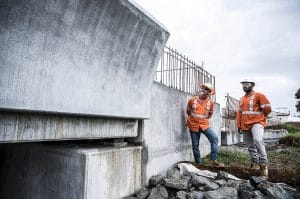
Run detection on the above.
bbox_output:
[260,104,271,109]
[191,113,208,119]
[191,97,211,119]
[241,111,263,115]
[249,94,255,111]
[193,98,197,110]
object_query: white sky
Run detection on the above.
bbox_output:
[135,0,300,115]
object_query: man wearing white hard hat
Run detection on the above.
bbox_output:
[186,82,224,167]
[236,79,272,178]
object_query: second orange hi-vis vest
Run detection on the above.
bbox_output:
[236,91,272,131]
[187,96,214,132]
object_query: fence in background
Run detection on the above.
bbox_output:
[154,46,215,98]
[222,94,239,132]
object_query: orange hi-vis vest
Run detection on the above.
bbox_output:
[187,96,214,132]
[236,91,272,131]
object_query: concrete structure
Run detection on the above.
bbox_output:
[0,0,222,198]
[0,82,222,198]
[142,82,221,183]
[264,129,288,139]
[0,0,169,119]
[267,111,289,126]
[0,143,142,199]
[0,111,138,142]
[221,131,243,146]
[221,129,288,146]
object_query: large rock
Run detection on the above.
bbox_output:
[204,187,238,199]
[216,171,229,180]
[238,182,266,199]
[214,179,226,186]
[149,174,164,186]
[187,191,204,199]
[167,167,182,178]
[163,177,190,190]
[176,191,188,199]
[136,188,150,199]
[249,176,267,187]
[224,180,242,189]
[191,175,219,191]
[147,185,168,199]
[257,181,293,199]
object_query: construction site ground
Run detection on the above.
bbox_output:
[183,144,300,191]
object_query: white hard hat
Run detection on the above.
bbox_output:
[240,78,255,85]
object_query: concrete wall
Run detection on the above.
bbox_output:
[0,143,142,199]
[0,111,138,142]
[0,0,169,118]
[264,129,288,139]
[221,131,243,146]
[142,82,221,183]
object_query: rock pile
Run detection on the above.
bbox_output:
[125,163,299,199]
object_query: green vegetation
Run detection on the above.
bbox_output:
[280,123,300,134]
[268,148,300,170]
[203,148,300,170]
[202,150,250,166]
[279,123,300,147]
[201,148,300,189]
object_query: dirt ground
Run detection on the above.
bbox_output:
[180,146,300,191]
[193,164,300,190]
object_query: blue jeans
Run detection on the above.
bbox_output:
[190,127,219,163]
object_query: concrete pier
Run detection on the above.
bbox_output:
[0,143,142,199]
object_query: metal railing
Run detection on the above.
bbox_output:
[154,46,215,96]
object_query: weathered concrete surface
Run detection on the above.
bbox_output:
[142,82,221,184]
[264,129,288,139]
[0,111,138,142]
[0,0,169,118]
[221,131,243,146]
[0,143,142,199]
[221,129,287,146]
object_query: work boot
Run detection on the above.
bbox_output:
[250,162,260,170]
[259,163,268,179]
[210,160,225,168]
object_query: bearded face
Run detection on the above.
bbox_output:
[242,82,254,92]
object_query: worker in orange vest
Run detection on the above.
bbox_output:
[236,79,272,178]
[186,83,224,167]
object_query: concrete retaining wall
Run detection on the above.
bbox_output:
[264,129,288,139]
[221,131,243,146]
[221,129,288,146]
[0,0,169,118]
[0,143,142,199]
[143,82,221,183]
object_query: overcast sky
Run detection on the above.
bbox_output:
[136,0,300,115]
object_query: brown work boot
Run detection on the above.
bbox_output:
[250,162,260,170]
[259,163,268,179]
[210,160,225,168]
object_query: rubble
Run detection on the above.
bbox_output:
[127,163,298,199]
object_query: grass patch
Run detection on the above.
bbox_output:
[202,150,250,166]
[268,148,300,170]
[203,147,300,170]
[277,123,300,147]
[279,135,300,147]
[199,147,300,190]
[280,123,300,134]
